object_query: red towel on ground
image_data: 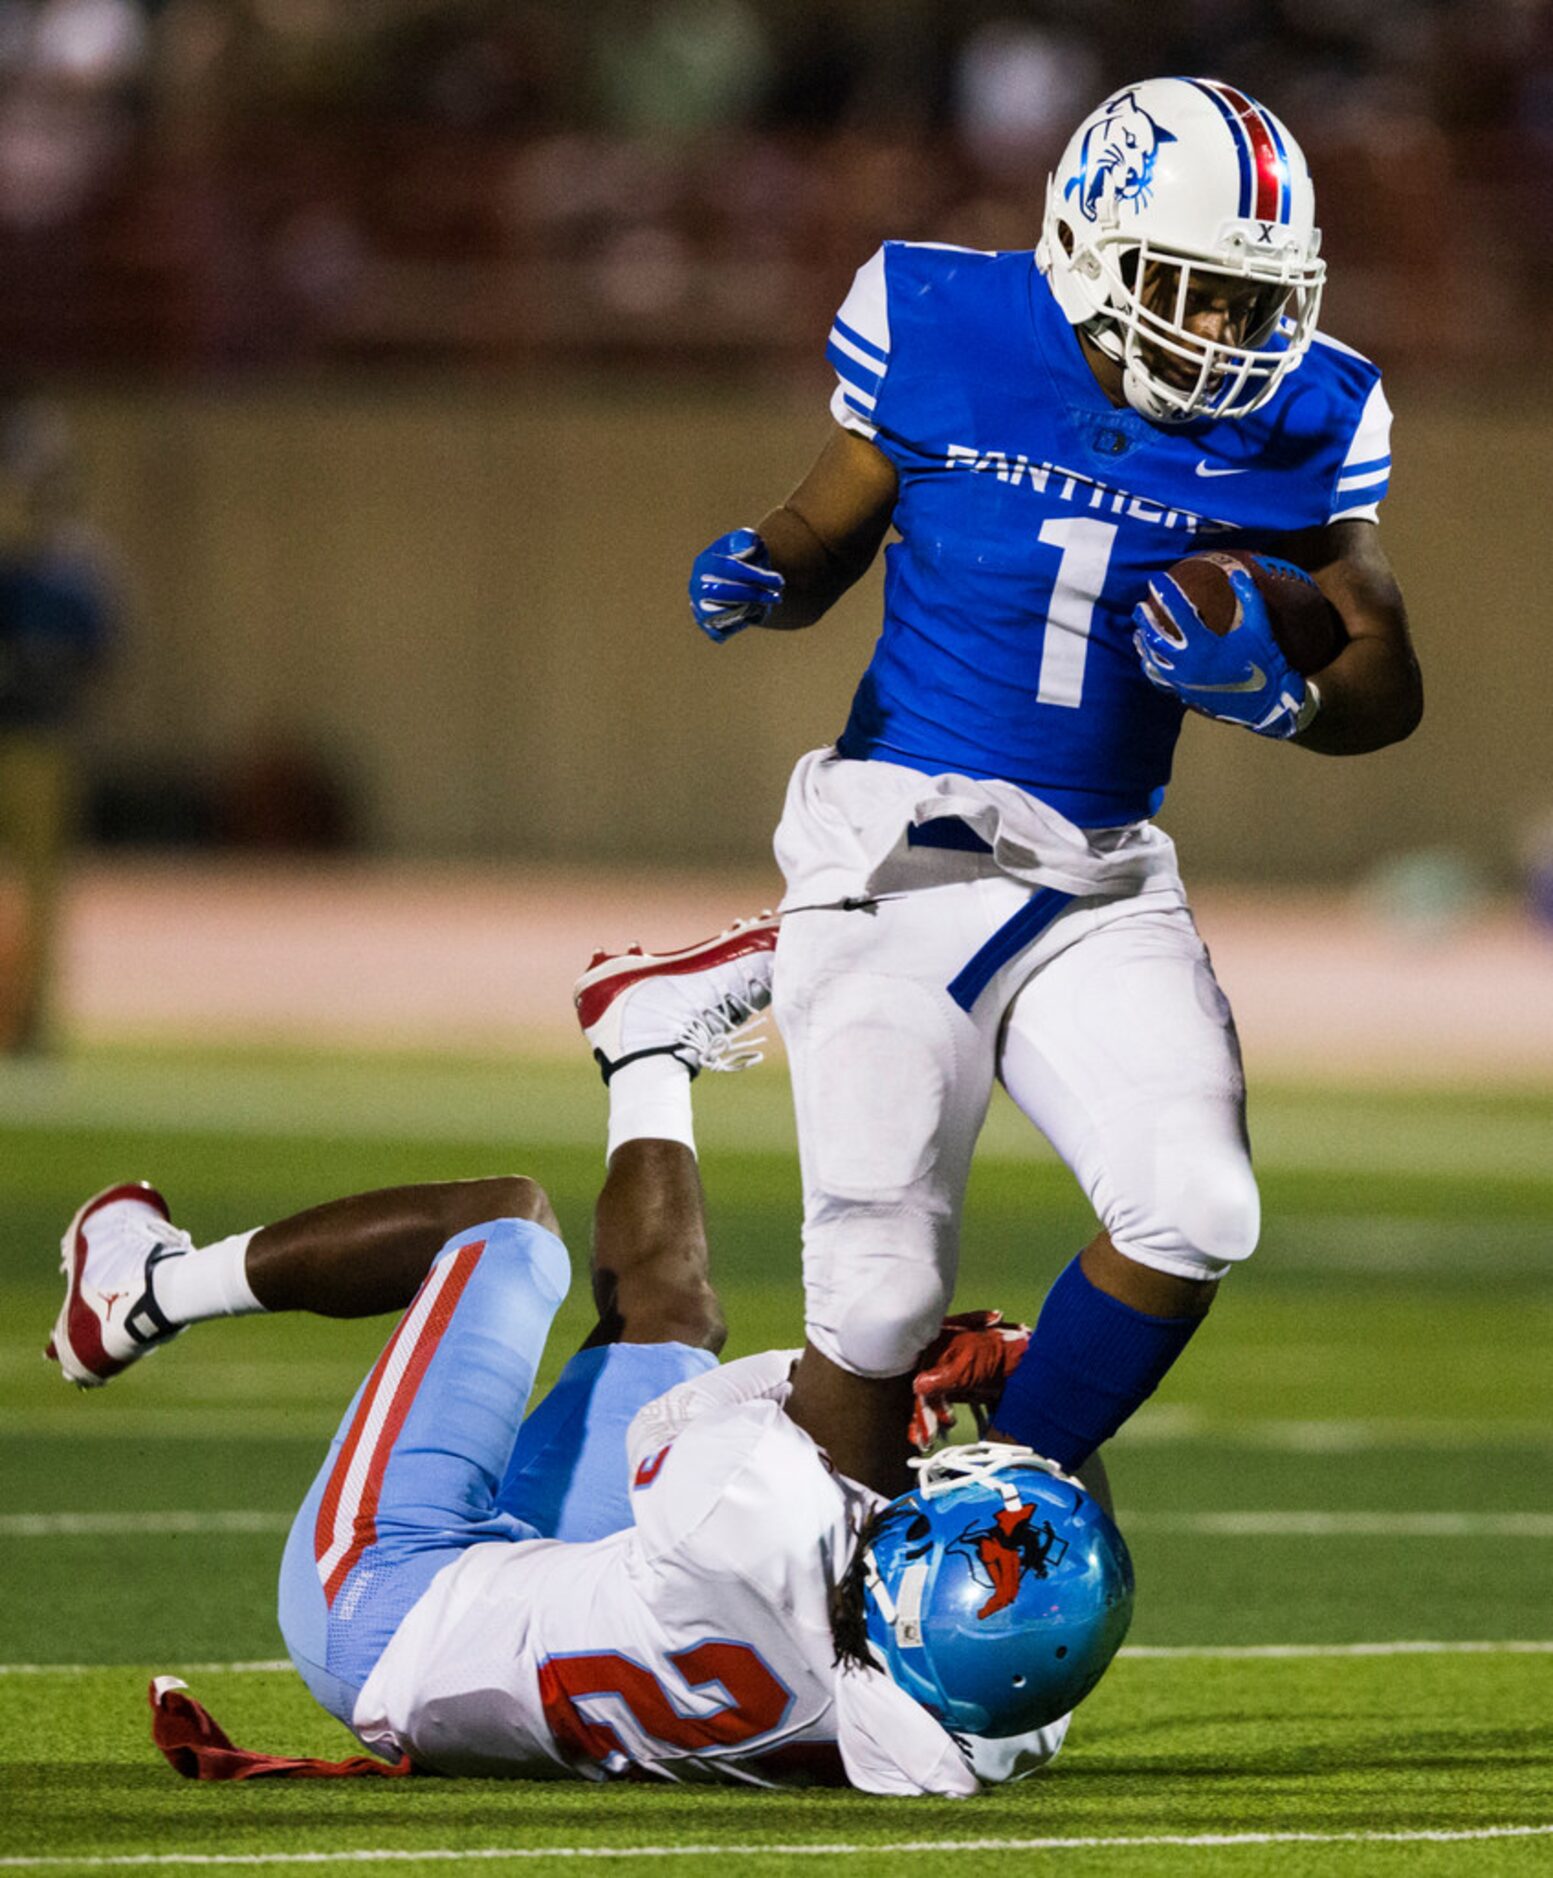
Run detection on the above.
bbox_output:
[149,1676,414,1781]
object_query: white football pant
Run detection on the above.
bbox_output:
[774,841,1259,1380]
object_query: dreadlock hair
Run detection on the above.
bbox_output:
[829,1497,934,1670]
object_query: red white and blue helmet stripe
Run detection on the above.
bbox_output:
[1186,78,1293,224]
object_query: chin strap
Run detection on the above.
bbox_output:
[1121,359,1193,425]
[1078,311,1124,362]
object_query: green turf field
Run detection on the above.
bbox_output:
[1,1047,1550,1875]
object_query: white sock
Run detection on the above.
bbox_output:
[607,1054,695,1161]
[152,1230,264,1326]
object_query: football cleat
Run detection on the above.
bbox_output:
[46,1183,193,1388]
[575,912,780,1082]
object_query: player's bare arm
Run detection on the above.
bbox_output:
[584,1138,726,1353]
[1278,520,1423,755]
[784,1342,916,1497]
[751,428,898,631]
[688,429,896,641]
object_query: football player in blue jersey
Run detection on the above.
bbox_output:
[687,78,1423,1496]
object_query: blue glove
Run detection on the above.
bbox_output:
[689,528,785,643]
[1132,565,1310,739]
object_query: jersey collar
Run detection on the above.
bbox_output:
[1025,258,1163,464]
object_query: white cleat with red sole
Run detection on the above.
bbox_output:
[46,1183,193,1388]
[575,912,780,1082]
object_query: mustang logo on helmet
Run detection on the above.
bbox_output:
[949,1500,1070,1619]
[1064,90,1178,222]
[855,1444,1134,1737]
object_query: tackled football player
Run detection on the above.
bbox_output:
[687,79,1423,1495]
[45,922,1131,1793]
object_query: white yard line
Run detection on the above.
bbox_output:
[4,1641,1551,1678]
[1124,1414,1553,1454]
[0,1064,600,1153]
[10,1407,1550,1451]
[1125,1511,1553,1537]
[8,1508,1552,1540]
[0,1660,291,1676]
[1,1824,1551,1866]
[0,1513,292,1537]
[1122,1640,1553,1659]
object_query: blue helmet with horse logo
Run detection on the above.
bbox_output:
[861,1443,1134,1737]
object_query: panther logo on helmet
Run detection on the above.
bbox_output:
[1063,90,1178,223]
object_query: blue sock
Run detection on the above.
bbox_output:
[993,1253,1205,1470]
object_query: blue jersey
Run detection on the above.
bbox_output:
[825,243,1393,825]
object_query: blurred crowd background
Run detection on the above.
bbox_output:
[0,0,1550,1052]
[0,0,1549,374]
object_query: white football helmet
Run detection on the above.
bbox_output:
[1037,77,1324,424]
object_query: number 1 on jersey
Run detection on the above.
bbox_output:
[1035,517,1118,709]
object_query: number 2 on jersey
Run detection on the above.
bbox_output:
[539,1641,793,1764]
[1035,516,1117,709]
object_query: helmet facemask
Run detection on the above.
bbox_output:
[1043,198,1325,423]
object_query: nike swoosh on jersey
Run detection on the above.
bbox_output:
[1193,461,1249,477]
[1180,664,1268,693]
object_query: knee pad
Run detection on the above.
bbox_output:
[1113,1155,1261,1283]
[803,1210,952,1379]
[1188,1162,1262,1269]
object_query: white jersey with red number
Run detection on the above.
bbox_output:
[352,1352,1067,1793]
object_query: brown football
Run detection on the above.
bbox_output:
[1159,549,1346,676]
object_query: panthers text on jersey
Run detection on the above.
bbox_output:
[825,242,1392,826]
[351,1352,1068,1794]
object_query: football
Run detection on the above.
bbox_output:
[1158,549,1346,675]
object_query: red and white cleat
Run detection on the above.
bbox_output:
[574,912,780,1082]
[46,1183,192,1388]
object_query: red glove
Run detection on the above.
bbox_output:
[908,1309,1032,1454]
